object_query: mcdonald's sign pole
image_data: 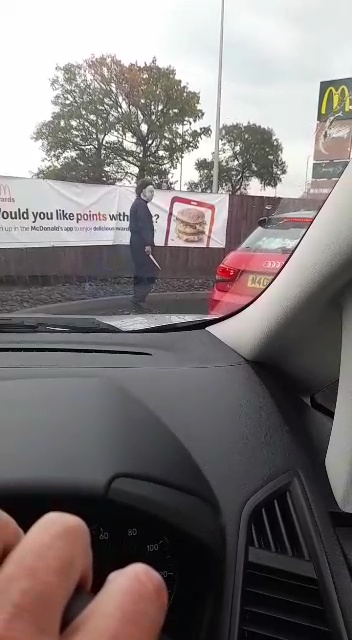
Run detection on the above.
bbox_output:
[212,0,225,194]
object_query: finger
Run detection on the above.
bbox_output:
[0,512,92,639]
[63,563,168,640]
[0,511,23,561]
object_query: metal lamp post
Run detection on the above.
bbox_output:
[212,0,225,193]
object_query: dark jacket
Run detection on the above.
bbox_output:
[129,197,156,277]
[129,197,155,247]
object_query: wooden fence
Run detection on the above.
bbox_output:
[0,194,321,283]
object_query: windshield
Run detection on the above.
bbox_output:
[239,224,310,253]
[0,2,348,330]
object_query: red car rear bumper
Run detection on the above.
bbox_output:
[209,290,255,316]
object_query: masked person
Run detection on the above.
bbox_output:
[129,178,157,310]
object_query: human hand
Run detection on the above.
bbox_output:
[0,510,168,639]
[145,245,152,255]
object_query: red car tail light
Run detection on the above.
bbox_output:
[281,217,313,225]
[216,264,241,280]
[215,264,241,292]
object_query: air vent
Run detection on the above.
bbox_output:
[239,490,333,639]
[250,490,309,560]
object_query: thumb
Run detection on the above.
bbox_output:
[62,563,168,640]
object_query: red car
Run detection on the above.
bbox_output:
[209,210,317,316]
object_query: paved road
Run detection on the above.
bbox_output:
[107,298,209,316]
[18,291,210,317]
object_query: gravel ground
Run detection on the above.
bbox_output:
[0,277,214,314]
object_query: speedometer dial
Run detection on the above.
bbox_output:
[122,528,177,603]
[87,515,178,605]
[141,536,176,602]
[89,523,115,593]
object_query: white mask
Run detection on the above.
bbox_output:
[142,185,154,203]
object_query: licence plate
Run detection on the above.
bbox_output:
[247,274,273,289]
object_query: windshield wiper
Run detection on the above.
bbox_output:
[0,316,123,333]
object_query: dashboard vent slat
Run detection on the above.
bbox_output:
[286,492,309,560]
[239,489,333,639]
[273,499,292,556]
[250,491,309,560]
[245,567,323,609]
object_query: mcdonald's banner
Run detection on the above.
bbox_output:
[317,78,352,122]
[0,176,229,249]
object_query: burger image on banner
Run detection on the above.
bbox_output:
[314,117,352,161]
[163,195,217,247]
[175,207,207,243]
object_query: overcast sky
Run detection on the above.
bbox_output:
[1,0,351,196]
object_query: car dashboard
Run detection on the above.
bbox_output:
[0,328,350,639]
[1,495,214,640]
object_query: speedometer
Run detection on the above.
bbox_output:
[89,522,115,593]
[88,514,178,604]
[122,527,177,603]
[140,536,176,602]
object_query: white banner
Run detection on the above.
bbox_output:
[0,176,229,249]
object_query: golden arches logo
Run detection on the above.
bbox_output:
[321,85,351,116]
[0,183,11,198]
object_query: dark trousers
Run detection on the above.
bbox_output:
[132,276,156,304]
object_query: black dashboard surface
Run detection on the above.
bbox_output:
[0,328,350,639]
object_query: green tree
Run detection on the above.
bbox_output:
[152,169,177,190]
[32,55,210,185]
[187,122,287,194]
[32,57,124,184]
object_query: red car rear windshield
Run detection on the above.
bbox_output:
[238,218,311,254]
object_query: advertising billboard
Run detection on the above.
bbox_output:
[313,119,352,162]
[0,177,229,249]
[312,160,349,180]
[307,179,338,198]
[310,77,352,198]
[317,78,352,122]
